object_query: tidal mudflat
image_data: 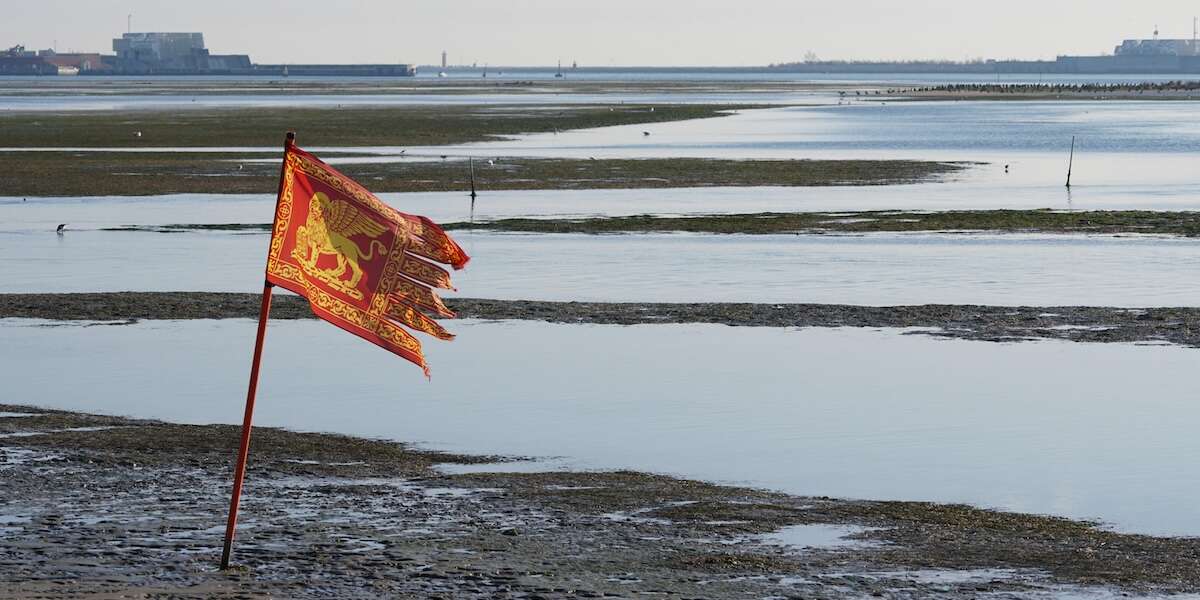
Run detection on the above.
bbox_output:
[4,292,1200,349]
[0,104,748,148]
[8,405,1200,598]
[441,209,1200,236]
[6,75,1200,598]
[0,153,959,196]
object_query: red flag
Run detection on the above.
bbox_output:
[264,144,469,376]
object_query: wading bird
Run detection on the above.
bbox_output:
[56,224,66,234]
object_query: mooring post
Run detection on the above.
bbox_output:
[1066,135,1076,188]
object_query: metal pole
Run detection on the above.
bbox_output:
[220,132,294,570]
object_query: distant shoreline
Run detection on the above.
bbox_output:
[10,63,1200,79]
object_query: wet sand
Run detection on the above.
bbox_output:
[4,405,1200,598]
[1,292,1195,349]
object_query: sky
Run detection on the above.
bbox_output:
[7,0,1200,66]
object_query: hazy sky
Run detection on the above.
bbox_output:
[8,1,1200,66]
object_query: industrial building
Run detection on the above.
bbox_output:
[0,31,416,76]
[110,32,251,74]
[0,46,57,74]
[1053,29,1200,73]
[770,24,1200,75]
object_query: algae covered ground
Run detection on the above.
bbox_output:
[0,103,965,196]
[105,209,1200,237]
[0,104,743,148]
[1,152,962,196]
[2,292,1197,349]
[448,209,1200,236]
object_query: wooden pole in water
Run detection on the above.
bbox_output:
[469,157,477,223]
[1066,135,1076,189]
[220,131,294,570]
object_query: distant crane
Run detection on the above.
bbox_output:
[56,224,66,235]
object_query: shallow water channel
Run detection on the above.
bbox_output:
[2,227,1197,307]
[3,318,1197,537]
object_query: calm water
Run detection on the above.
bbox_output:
[4,319,1197,537]
[417,102,1200,159]
[4,71,1197,86]
[1,228,1196,307]
[0,91,825,111]
[5,174,1200,223]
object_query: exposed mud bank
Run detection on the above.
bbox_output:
[1,292,1195,349]
[3,406,1199,598]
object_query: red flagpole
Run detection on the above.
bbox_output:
[220,132,295,570]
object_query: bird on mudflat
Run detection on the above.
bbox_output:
[642,131,651,136]
[134,131,142,138]
[56,224,66,234]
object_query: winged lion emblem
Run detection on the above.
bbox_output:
[292,192,388,300]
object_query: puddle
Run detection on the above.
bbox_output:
[435,459,571,475]
[758,524,882,551]
[865,568,1030,584]
[0,426,118,439]
[421,487,504,498]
